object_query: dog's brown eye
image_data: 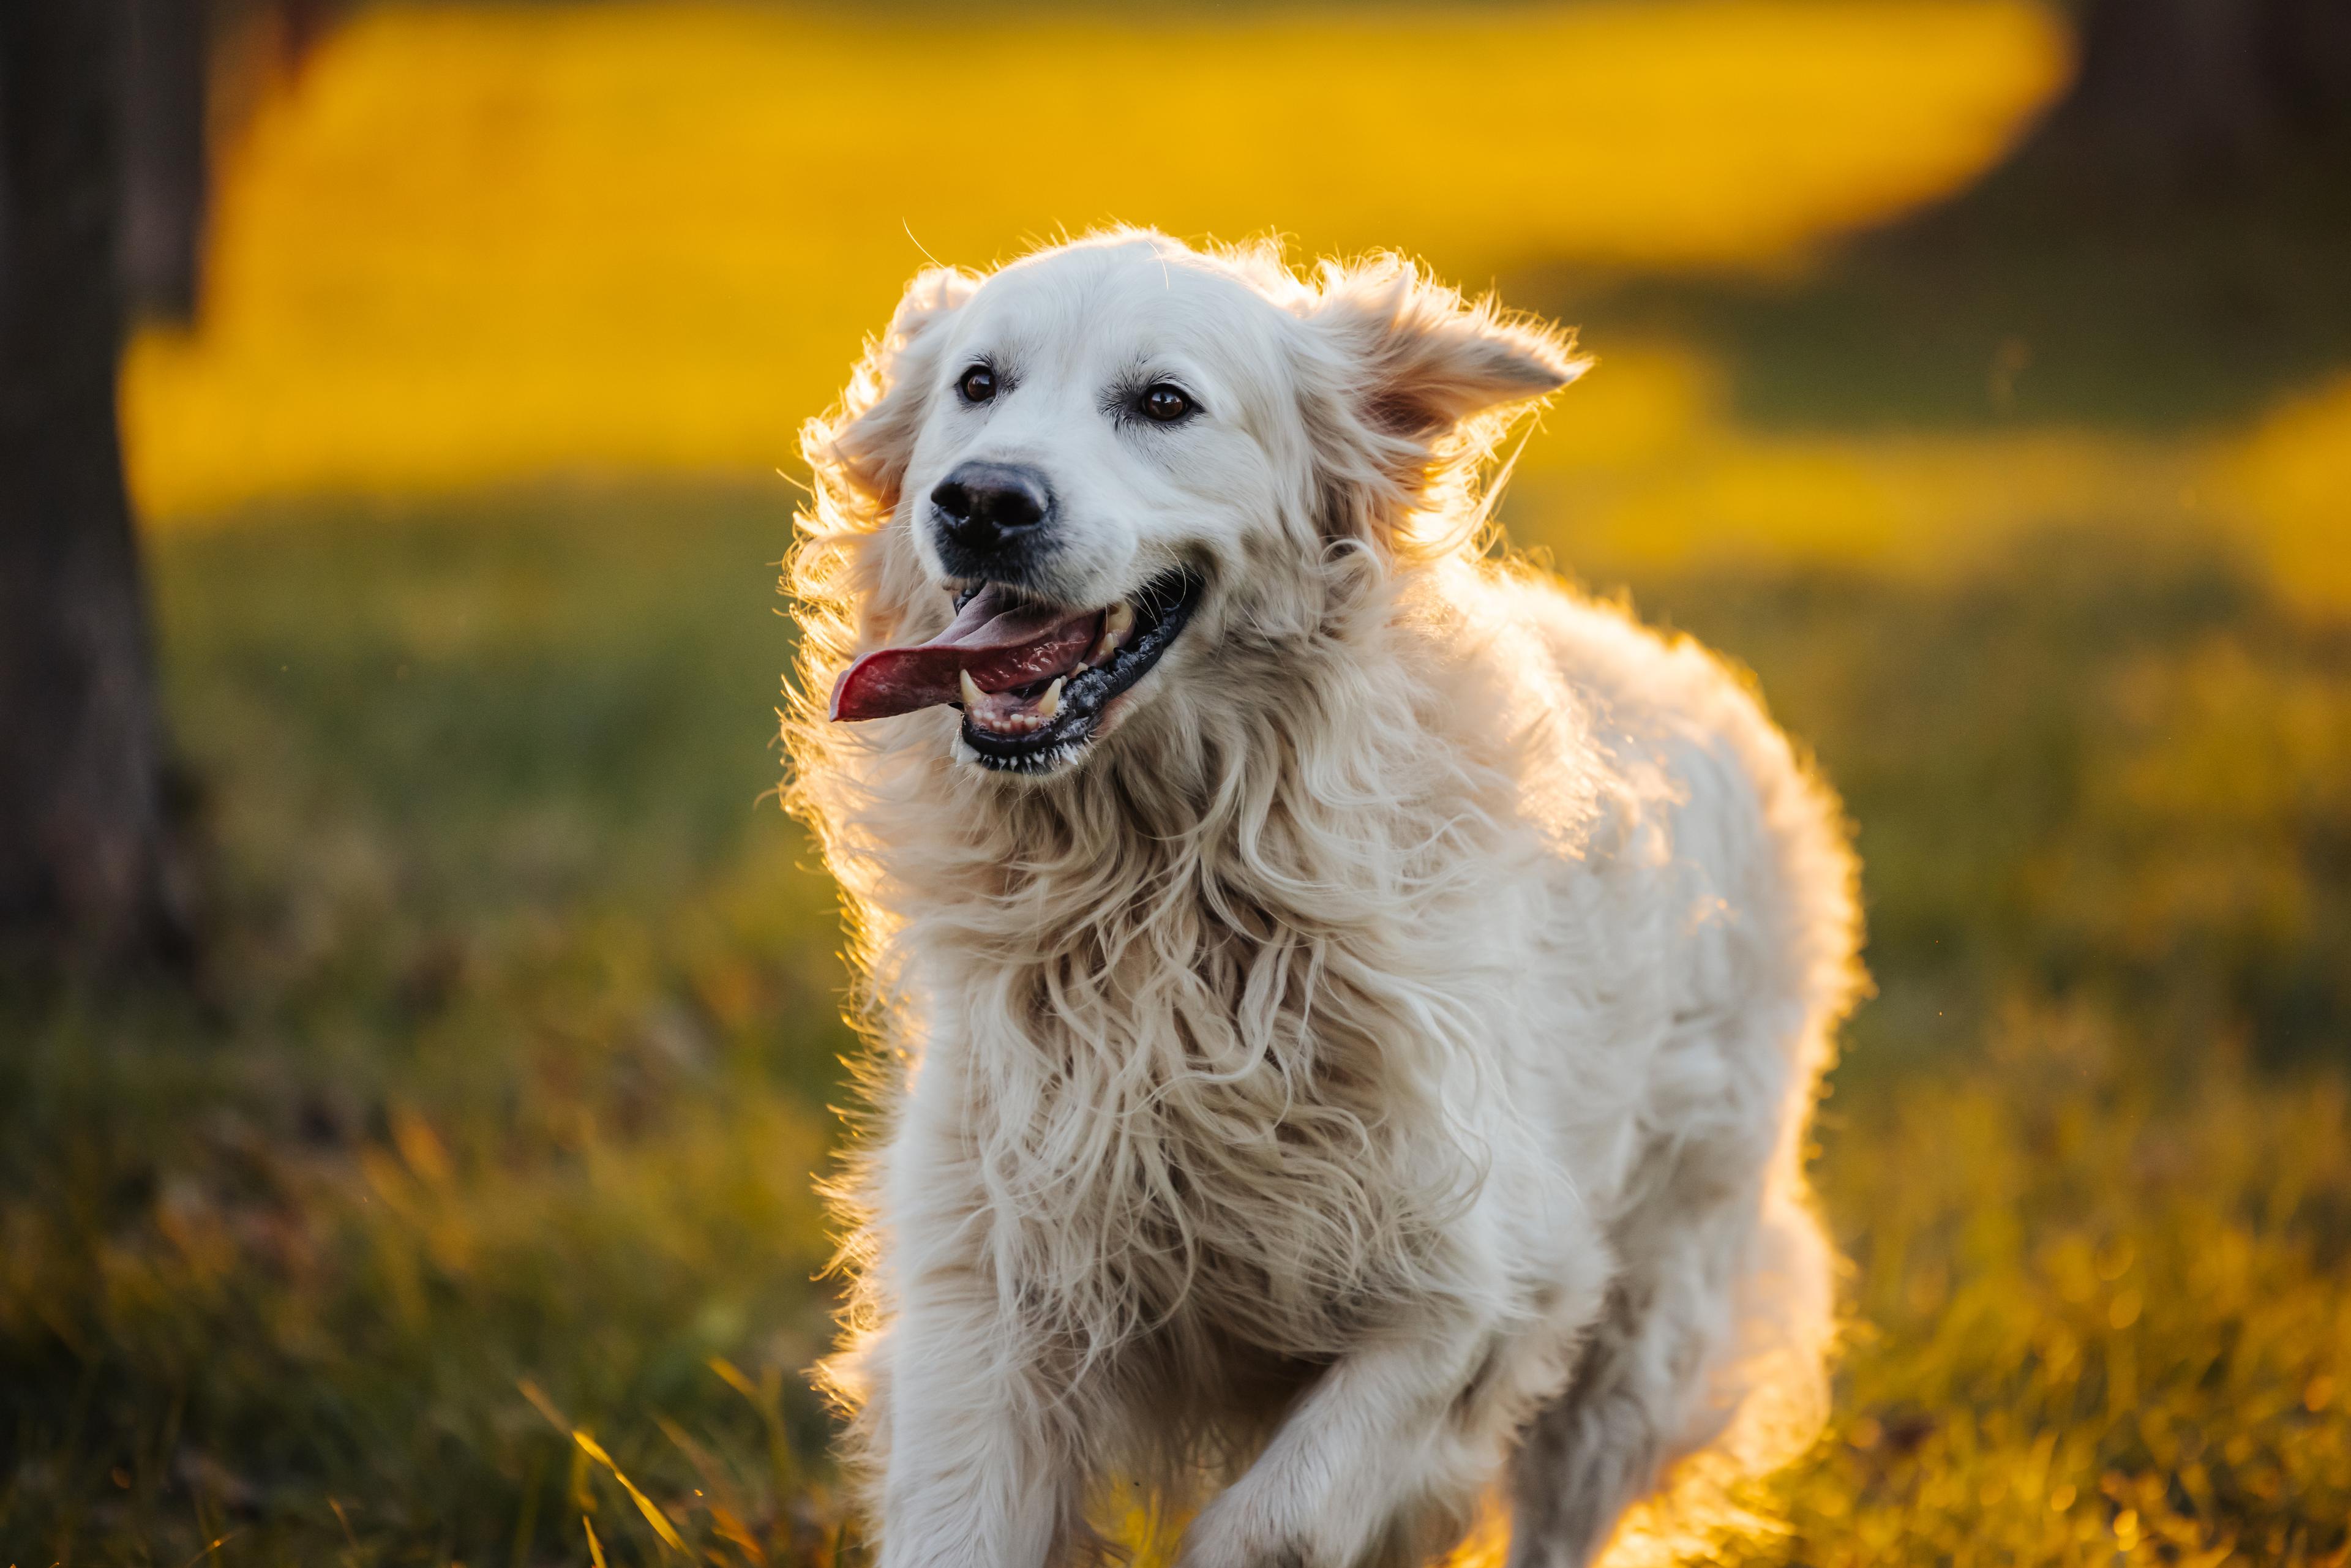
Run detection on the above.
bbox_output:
[959,366,996,403]
[1140,384,1191,423]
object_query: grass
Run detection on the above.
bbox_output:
[1763,1016,2349,1567]
[2,489,855,1562]
[4,491,2346,1565]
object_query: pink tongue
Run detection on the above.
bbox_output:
[830,586,1102,722]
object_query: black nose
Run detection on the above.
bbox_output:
[929,461,1052,569]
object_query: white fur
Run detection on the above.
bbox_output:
[782,231,1862,1568]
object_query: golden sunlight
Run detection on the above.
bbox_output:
[122,0,2067,519]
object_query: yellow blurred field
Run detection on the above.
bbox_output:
[1517,354,2351,612]
[122,0,2351,607]
[124,0,2070,516]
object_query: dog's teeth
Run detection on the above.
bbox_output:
[959,669,984,708]
[1093,602,1134,664]
[1037,677,1063,719]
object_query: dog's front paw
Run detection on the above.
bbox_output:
[1176,1493,1319,1568]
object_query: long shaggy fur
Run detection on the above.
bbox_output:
[782,231,1862,1568]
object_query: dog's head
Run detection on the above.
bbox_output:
[798,231,1583,780]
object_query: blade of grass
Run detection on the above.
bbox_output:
[521,1378,688,1555]
[176,1532,240,1568]
[574,1429,689,1556]
[511,1444,548,1568]
[656,1413,768,1566]
[708,1356,798,1501]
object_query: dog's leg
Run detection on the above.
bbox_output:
[867,1070,1089,1568]
[1506,1165,1831,1568]
[1503,1276,1682,1568]
[1175,1316,1521,1568]
[871,1281,1081,1568]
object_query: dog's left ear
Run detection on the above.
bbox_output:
[1295,256,1585,557]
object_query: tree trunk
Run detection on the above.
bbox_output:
[2025,0,2351,207]
[121,0,209,322]
[0,3,187,967]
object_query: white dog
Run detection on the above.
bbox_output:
[783,230,1861,1568]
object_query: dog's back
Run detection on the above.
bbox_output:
[1471,569,1859,1564]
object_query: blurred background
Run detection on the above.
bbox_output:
[2,1,2348,1562]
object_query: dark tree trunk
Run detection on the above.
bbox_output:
[1581,0,2351,430]
[0,3,188,967]
[121,0,209,322]
[2022,0,2351,209]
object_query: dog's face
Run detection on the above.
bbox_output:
[906,246,1285,616]
[818,235,1578,778]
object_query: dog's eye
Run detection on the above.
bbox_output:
[959,366,997,404]
[1139,384,1192,423]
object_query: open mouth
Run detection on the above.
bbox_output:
[828,568,1203,773]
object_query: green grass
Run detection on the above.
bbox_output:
[3,487,855,1563]
[3,490,2347,1565]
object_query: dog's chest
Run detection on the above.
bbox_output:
[971,1008,1453,1357]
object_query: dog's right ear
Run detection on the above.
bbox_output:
[810,266,979,514]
